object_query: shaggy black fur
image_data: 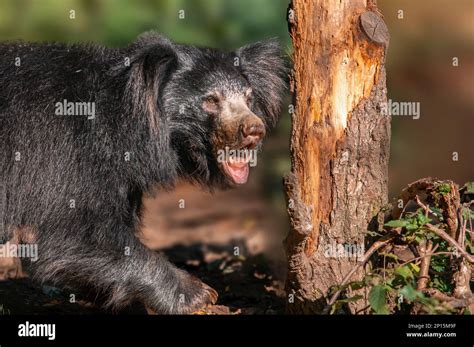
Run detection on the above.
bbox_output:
[0,32,287,313]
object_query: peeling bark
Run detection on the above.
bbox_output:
[284,0,391,313]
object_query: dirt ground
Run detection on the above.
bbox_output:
[0,180,288,315]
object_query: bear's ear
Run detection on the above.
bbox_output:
[236,39,288,127]
[117,33,178,132]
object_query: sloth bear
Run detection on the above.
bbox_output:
[0,32,287,313]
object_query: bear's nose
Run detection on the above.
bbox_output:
[241,118,266,141]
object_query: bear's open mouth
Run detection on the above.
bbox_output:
[219,142,257,184]
[222,154,251,184]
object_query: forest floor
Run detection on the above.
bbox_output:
[0,182,287,315]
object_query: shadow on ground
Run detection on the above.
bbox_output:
[0,181,287,314]
[0,242,285,315]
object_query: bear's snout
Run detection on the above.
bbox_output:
[239,115,266,149]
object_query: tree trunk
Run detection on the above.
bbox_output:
[284,0,391,314]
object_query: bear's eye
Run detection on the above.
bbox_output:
[205,95,219,105]
[202,94,221,115]
[245,88,253,105]
[246,93,254,105]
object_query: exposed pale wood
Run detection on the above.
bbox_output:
[285,0,390,313]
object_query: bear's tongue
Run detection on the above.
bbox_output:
[224,157,250,184]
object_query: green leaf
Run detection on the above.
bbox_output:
[395,266,414,281]
[462,207,474,221]
[414,232,425,243]
[437,183,451,195]
[463,182,474,194]
[416,211,431,226]
[430,207,444,219]
[425,232,440,241]
[407,263,420,274]
[431,255,449,272]
[330,295,363,314]
[336,295,363,304]
[399,284,424,302]
[466,239,474,254]
[369,285,389,314]
[384,220,409,228]
[430,277,452,292]
[349,281,366,291]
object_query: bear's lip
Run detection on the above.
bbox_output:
[221,154,250,184]
[239,137,259,150]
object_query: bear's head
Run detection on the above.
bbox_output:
[123,33,288,187]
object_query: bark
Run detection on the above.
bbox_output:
[284,0,391,313]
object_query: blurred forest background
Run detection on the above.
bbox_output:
[0,0,472,313]
[0,0,471,201]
